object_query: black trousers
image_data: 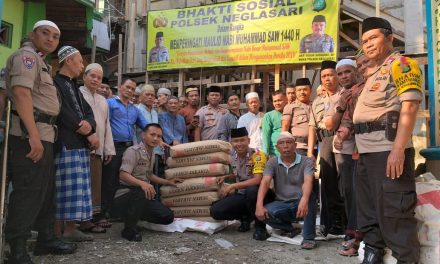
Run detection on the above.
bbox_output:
[356,148,419,262]
[101,143,129,216]
[5,136,56,242]
[112,187,174,229]
[319,136,345,232]
[335,153,357,233]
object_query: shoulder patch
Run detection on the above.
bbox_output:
[391,56,423,95]
[22,56,36,70]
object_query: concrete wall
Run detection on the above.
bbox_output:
[0,0,24,66]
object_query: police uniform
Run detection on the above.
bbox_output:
[299,34,334,53]
[282,101,311,155]
[148,46,169,63]
[5,41,60,245]
[196,104,227,140]
[353,51,422,262]
[113,142,174,232]
[210,147,266,226]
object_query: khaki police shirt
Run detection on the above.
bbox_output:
[196,104,227,140]
[300,34,334,53]
[309,94,331,130]
[353,52,423,153]
[149,46,169,63]
[116,142,154,198]
[283,101,311,149]
[6,42,60,143]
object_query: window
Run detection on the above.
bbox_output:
[0,21,13,48]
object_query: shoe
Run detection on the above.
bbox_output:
[361,244,384,264]
[121,227,142,242]
[8,239,34,264]
[238,220,251,232]
[253,228,270,241]
[33,238,77,256]
[328,226,345,236]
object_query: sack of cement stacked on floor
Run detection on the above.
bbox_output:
[167,152,231,168]
[170,140,232,158]
[170,206,211,217]
[165,163,231,180]
[160,176,220,198]
[162,191,219,207]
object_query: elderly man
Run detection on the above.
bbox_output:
[255,132,317,249]
[113,124,182,241]
[353,17,423,264]
[262,91,288,157]
[300,15,334,53]
[179,87,200,142]
[135,84,158,144]
[237,92,264,150]
[218,93,241,142]
[157,87,171,113]
[79,63,116,233]
[210,127,266,233]
[194,86,227,141]
[5,20,77,262]
[158,96,188,145]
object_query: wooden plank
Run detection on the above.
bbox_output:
[117,34,123,88]
[178,70,185,96]
[339,31,360,49]
[208,79,262,87]
[151,78,212,89]
[274,64,280,90]
[341,18,357,24]
[250,65,257,92]
[417,110,430,118]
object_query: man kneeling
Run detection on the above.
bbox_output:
[255,132,318,249]
[112,123,183,241]
[210,127,267,236]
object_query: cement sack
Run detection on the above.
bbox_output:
[170,140,232,158]
[171,206,211,217]
[160,177,220,198]
[162,191,219,207]
[167,152,231,168]
[165,163,230,180]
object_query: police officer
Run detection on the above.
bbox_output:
[353,17,422,264]
[5,20,76,263]
[299,15,334,53]
[148,32,169,63]
[281,78,313,156]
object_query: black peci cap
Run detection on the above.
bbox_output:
[321,60,337,70]
[156,31,164,38]
[231,127,248,138]
[362,17,392,34]
[208,85,221,94]
[312,15,326,23]
[295,78,311,87]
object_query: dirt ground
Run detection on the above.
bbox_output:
[32,222,359,264]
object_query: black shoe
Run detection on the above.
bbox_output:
[238,220,251,232]
[328,226,344,236]
[8,239,34,264]
[253,228,270,241]
[33,238,77,256]
[362,244,384,264]
[121,227,142,242]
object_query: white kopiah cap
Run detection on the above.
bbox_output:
[33,20,60,34]
[245,92,259,101]
[336,59,357,70]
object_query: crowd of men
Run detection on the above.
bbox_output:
[2,16,423,264]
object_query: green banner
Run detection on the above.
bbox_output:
[147,0,339,71]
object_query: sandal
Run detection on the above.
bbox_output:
[338,247,359,257]
[79,223,106,234]
[63,229,94,242]
[341,238,356,249]
[301,239,317,250]
[94,218,112,228]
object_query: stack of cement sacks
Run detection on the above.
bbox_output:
[161,140,232,218]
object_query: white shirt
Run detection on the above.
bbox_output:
[80,86,115,157]
[237,111,264,150]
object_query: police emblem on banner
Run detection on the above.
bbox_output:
[22,56,36,70]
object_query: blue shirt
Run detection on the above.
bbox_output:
[158,112,188,145]
[134,104,158,144]
[107,97,148,142]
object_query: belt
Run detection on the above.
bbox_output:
[318,129,335,138]
[114,141,133,147]
[294,136,308,144]
[12,110,57,125]
[354,121,386,134]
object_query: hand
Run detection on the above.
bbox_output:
[296,197,309,218]
[104,155,113,165]
[87,134,100,150]
[172,139,181,146]
[336,89,352,112]
[140,182,156,200]
[216,176,226,185]
[219,185,234,198]
[255,205,269,221]
[333,135,343,151]
[159,141,170,150]
[190,119,199,128]
[26,136,44,163]
[76,120,92,135]
[168,178,184,187]
[386,147,405,179]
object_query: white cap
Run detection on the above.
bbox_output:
[157,87,171,96]
[85,63,103,73]
[245,92,259,101]
[277,131,295,143]
[136,84,155,94]
[33,20,60,34]
[336,59,357,70]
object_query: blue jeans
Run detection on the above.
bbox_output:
[264,192,317,240]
